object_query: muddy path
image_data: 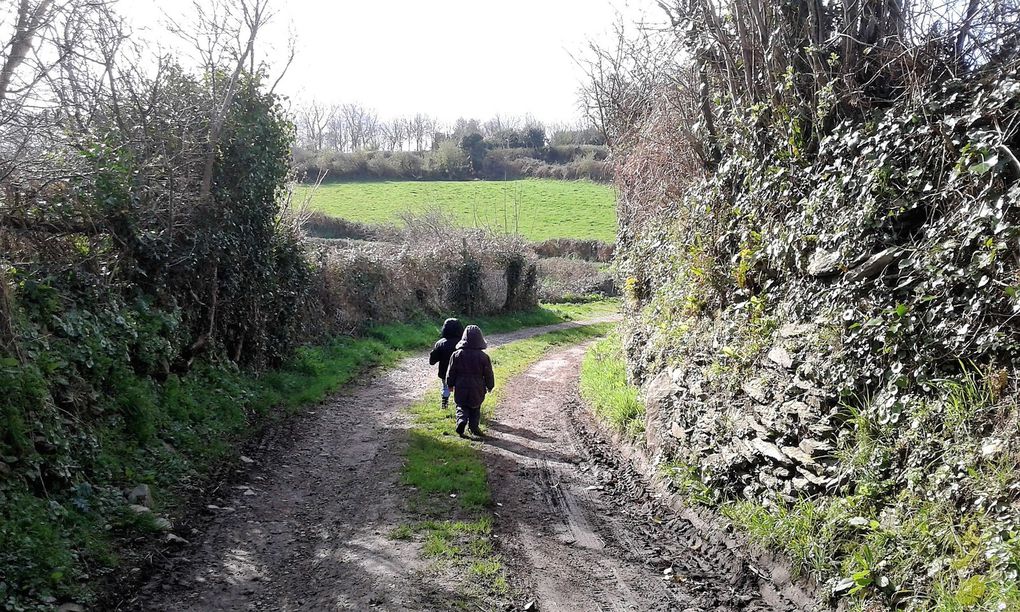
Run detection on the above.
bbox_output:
[480,344,813,612]
[128,318,616,612]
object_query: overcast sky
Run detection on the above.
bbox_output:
[119,0,658,126]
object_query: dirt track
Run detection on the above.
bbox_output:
[481,344,810,612]
[129,319,614,611]
[131,321,812,611]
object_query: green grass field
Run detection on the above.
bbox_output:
[295,179,617,242]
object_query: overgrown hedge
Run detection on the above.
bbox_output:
[293,144,611,182]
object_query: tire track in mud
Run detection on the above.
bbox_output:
[481,343,814,612]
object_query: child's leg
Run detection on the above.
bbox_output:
[468,405,483,435]
[441,381,450,410]
[455,404,467,435]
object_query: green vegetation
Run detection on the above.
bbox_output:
[599,0,1020,608]
[578,333,1020,610]
[0,301,615,610]
[579,332,645,438]
[679,370,1020,612]
[296,179,617,242]
[398,322,613,604]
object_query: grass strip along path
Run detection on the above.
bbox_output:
[394,322,615,606]
[255,300,617,414]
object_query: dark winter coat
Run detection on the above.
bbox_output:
[429,318,464,380]
[446,325,495,408]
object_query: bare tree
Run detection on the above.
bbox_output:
[381,117,405,151]
[324,103,346,151]
[407,113,433,152]
[340,102,379,151]
[0,0,57,106]
[168,0,276,207]
[297,100,332,150]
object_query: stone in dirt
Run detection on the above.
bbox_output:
[642,370,674,457]
[57,604,84,612]
[128,484,153,508]
[732,437,757,461]
[670,421,686,439]
[846,247,901,281]
[165,533,189,545]
[799,438,834,455]
[781,400,814,420]
[807,248,840,276]
[796,467,830,486]
[153,517,173,531]
[128,504,151,514]
[742,417,771,438]
[767,346,794,369]
[741,378,769,403]
[779,323,814,338]
[751,439,792,464]
[781,445,819,467]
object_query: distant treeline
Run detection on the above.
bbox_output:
[293,104,612,182]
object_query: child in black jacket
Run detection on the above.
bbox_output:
[429,318,464,411]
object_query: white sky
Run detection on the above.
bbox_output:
[119,0,658,126]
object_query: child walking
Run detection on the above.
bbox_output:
[445,325,495,438]
[429,318,465,413]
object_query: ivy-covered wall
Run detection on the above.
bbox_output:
[618,76,1020,608]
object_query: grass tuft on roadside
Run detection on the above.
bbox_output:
[579,332,645,439]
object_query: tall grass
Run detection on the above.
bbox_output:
[579,332,645,438]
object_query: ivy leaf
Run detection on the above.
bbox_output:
[969,155,997,175]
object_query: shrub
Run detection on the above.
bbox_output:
[302,211,382,240]
[533,238,615,262]
[536,258,616,303]
[449,255,487,316]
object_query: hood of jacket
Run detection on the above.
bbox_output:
[456,325,487,350]
[441,318,464,341]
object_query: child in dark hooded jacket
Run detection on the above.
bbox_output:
[429,318,464,412]
[445,325,495,437]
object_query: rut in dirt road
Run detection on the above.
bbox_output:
[481,343,814,612]
[129,318,616,612]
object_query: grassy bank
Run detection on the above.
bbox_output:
[0,301,616,611]
[579,332,645,439]
[394,322,615,606]
[296,179,617,242]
